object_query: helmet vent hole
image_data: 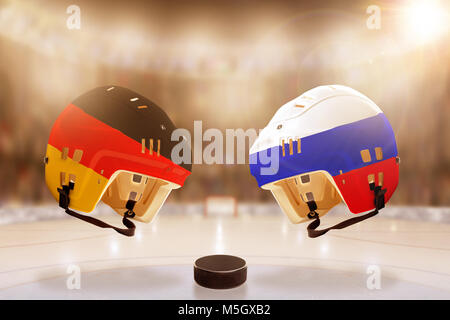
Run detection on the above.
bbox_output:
[130,97,139,102]
[129,192,137,201]
[73,149,83,162]
[106,87,115,91]
[277,124,282,130]
[61,147,69,160]
[60,172,66,186]
[360,149,371,163]
[300,175,310,184]
[378,172,384,186]
[160,124,166,130]
[141,138,146,153]
[132,174,142,183]
[375,147,383,160]
[137,105,148,109]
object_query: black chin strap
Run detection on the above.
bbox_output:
[57,182,136,237]
[306,182,387,238]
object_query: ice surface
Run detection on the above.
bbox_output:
[1,203,449,225]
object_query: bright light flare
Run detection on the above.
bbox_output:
[403,1,448,44]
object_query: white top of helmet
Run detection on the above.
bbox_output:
[250,85,382,154]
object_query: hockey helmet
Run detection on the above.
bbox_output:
[45,86,192,236]
[249,85,399,237]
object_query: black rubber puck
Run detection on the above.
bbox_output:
[194,254,247,289]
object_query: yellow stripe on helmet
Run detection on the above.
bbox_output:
[45,144,109,213]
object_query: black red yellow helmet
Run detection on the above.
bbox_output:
[45,86,191,236]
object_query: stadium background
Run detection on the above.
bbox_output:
[0,0,448,207]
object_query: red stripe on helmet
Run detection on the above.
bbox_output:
[333,157,399,213]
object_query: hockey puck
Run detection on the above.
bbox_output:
[194,255,247,289]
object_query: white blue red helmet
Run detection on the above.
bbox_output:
[249,85,399,237]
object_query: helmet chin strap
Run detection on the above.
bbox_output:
[57,182,136,237]
[305,182,387,238]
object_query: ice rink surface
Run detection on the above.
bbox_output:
[0,205,449,299]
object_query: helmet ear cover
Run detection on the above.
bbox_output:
[262,171,342,224]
